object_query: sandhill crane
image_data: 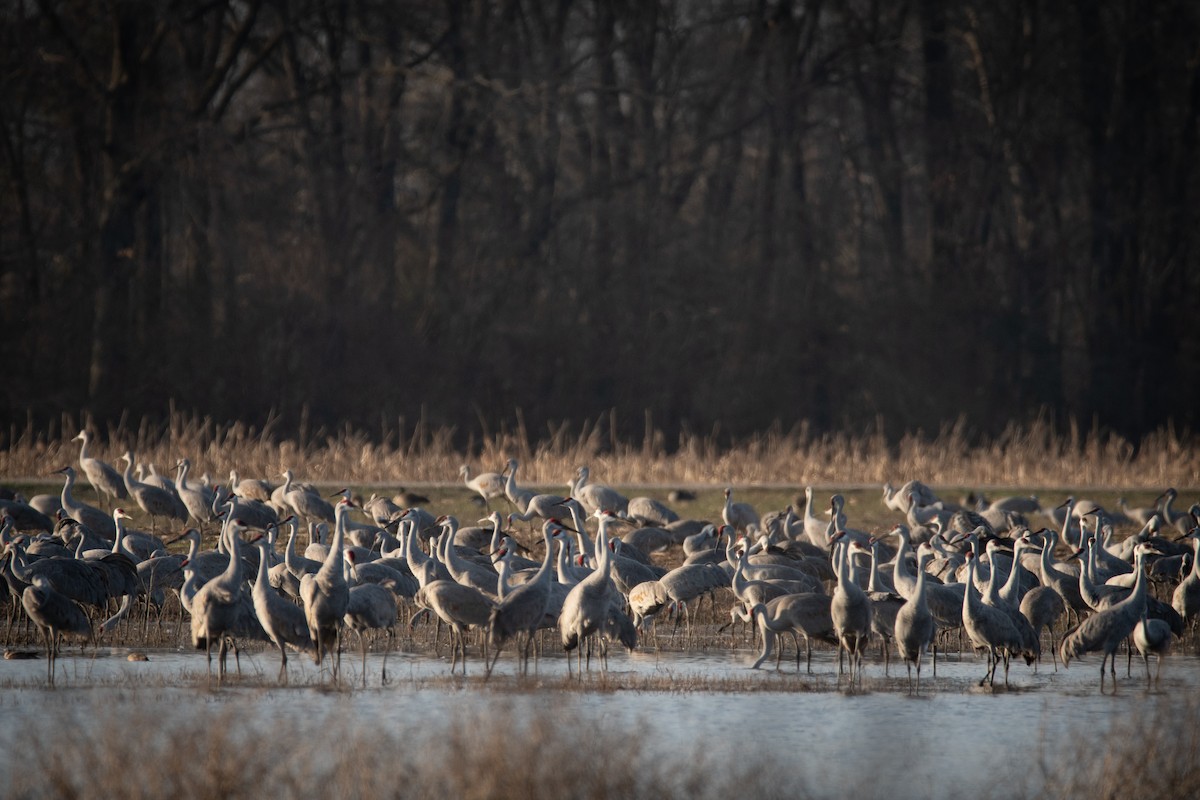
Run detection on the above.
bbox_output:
[189,519,267,681]
[620,525,672,555]
[1132,608,1175,687]
[502,458,537,513]
[1061,542,1156,692]
[962,550,1022,687]
[72,430,128,508]
[345,549,418,600]
[5,541,112,612]
[894,548,935,692]
[626,496,678,528]
[885,525,965,673]
[1117,497,1159,527]
[724,549,791,640]
[119,452,187,532]
[560,511,625,672]
[976,494,1041,515]
[658,561,727,637]
[460,464,506,510]
[486,521,564,677]
[882,480,938,513]
[979,542,1040,668]
[436,516,500,596]
[54,466,116,539]
[722,488,759,533]
[744,594,837,672]
[604,539,662,596]
[138,463,177,494]
[229,470,274,502]
[1034,528,1087,623]
[343,581,397,686]
[570,467,629,516]
[0,498,54,533]
[830,534,872,684]
[364,494,404,527]
[507,491,571,525]
[212,485,278,534]
[1156,488,1192,534]
[300,497,353,676]
[251,539,314,682]
[628,579,670,632]
[23,575,92,683]
[864,539,903,674]
[412,579,495,673]
[1172,532,1200,629]
[279,469,335,522]
[175,459,219,529]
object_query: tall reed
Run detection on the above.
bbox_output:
[2,408,1196,488]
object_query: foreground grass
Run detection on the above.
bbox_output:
[2,409,1198,488]
[9,699,802,800]
[7,690,1200,800]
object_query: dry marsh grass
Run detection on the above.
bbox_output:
[2,409,1198,488]
[1014,695,1200,800]
[9,699,803,800]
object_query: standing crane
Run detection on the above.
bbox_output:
[343,579,398,687]
[559,511,622,673]
[460,464,507,510]
[486,521,564,677]
[572,467,630,516]
[1061,542,1156,693]
[175,459,219,529]
[119,451,188,532]
[893,548,935,693]
[189,519,267,682]
[502,458,537,513]
[830,533,872,685]
[251,539,314,683]
[22,575,92,684]
[722,488,759,534]
[962,549,1022,688]
[299,497,354,677]
[54,466,117,539]
[411,579,495,673]
[72,430,128,508]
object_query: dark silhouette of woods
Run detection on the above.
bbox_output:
[2,0,1198,445]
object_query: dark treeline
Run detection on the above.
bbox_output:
[2,0,1198,446]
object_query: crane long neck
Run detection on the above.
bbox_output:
[912,556,929,611]
[1059,501,1074,544]
[962,559,976,616]
[531,528,557,586]
[867,544,886,593]
[595,519,612,579]
[326,505,347,569]
[60,471,76,510]
[121,458,135,488]
[999,543,1023,603]
[555,540,575,586]
[403,521,426,568]
[284,525,300,566]
[1125,550,1149,612]
[222,524,243,587]
[255,541,270,586]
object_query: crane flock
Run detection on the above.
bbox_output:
[2,436,1199,695]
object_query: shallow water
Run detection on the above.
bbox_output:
[1,643,1193,799]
